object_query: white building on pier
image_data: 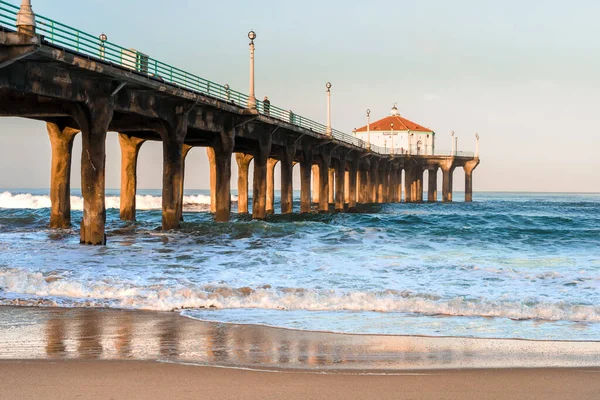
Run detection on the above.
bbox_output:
[355,105,435,155]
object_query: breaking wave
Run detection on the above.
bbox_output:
[1,268,598,324]
[0,191,237,211]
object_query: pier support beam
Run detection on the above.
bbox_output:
[328,168,335,206]
[210,126,235,222]
[357,160,369,204]
[252,134,272,219]
[347,160,358,210]
[72,99,114,244]
[266,158,278,215]
[179,144,192,221]
[299,151,313,213]
[377,162,387,203]
[389,163,399,203]
[161,139,185,230]
[404,165,415,203]
[334,157,346,211]
[118,133,146,221]
[369,158,379,203]
[428,166,438,202]
[47,122,79,229]
[464,159,480,202]
[397,167,403,203]
[280,145,295,214]
[415,168,424,203]
[311,165,320,205]
[442,163,455,203]
[207,148,217,214]
[317,153,331,212]
[235,153,253,214]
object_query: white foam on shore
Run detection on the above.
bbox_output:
[0,191,237,211]
[0,268,599,323]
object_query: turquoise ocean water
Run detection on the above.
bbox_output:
[0,189,598,341]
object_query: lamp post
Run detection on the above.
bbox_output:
[475,133,480,158]
[247,31,257,109]
[455,136,459,156]
[325,82,332,136]
[16,0,36,35]
[366,109,371,150]
[451,131,455,155]
[390,122,395,155]
[352,128,356,137]
[99,33,107,60]
[224,84,231,102]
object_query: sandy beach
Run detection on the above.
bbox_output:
[1,360,600,400]
[0,306,599,399]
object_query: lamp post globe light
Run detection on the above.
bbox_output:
[366,109,371,150]
[247,30,257,109]
[16,0,36,35]
[325,82,332,136]
[99,33,107,60]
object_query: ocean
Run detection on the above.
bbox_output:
[0,189,598,341]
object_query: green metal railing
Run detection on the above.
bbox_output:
[0,1,474,159]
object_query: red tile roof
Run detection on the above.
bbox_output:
[355,115,433,133]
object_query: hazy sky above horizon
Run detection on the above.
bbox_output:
[0,0,599,192]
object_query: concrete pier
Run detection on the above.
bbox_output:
[74,99,113,245]
[0,25,480,245]
[266,158,278,215]
[334,158,345,211]
[47,122,79,229]
[235,153,253,214]
[252,134,271,220]
[317,153,331,212]
[179,144,192,221]
[118,133,145,221]
[428,167,438,202]
[299,151,313,213]
[280,146,295,214]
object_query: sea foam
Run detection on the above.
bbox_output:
[0,268,598,323]
[0,191,237,211]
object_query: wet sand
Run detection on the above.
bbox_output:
[1,306,600,398]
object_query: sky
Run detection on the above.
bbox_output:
[1,0,599,192]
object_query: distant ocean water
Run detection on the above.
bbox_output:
[0,189,599,341]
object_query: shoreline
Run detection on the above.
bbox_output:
[1,305,599,371]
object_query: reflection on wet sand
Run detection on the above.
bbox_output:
[1,306,599,370]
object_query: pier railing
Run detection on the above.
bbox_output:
[0,1,475,160]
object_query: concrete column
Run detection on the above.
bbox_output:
[210,127,235,222]
[299,152,313,213]
[317,153,331,212]
[442,166,455,203]
[397,168,403,202]
[428,167,438,202]
[235,153,253,214]
[328,168,335,205]
[404,166,414,203]
[334,158,346,211]
[266,158,278,215]
[358,167,369,204]
[311,164,320,205]
[344,170,350,205]
[162,138,184,230]
[369,159,379,203]
[207,147,217,213]
[389,164,398,203]
[75,100,114,245]
[464,160,479,202]
[47,122,79,229]
[280,146,295,214]
[118,133,146,221]
[377,163,386,203]
[179,144,192,221]
[252,135,272,219]
[416,168,424,203]
[348,161,358,209]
